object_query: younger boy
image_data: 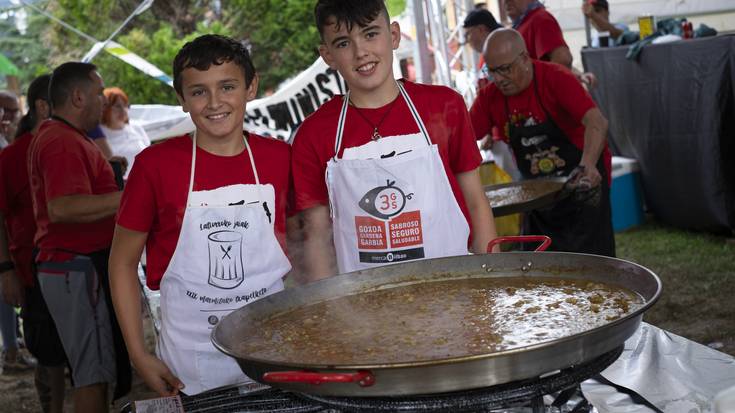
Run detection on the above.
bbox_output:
[292,0,497,281]
[109,35,292,396]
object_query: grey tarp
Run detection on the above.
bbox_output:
[581,35,735,233]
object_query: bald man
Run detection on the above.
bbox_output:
[0,91,21,147]
[505,0,596,87]
[469,29,615,256]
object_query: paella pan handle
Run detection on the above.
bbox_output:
[486,235,552,253]
[262,369,376,387]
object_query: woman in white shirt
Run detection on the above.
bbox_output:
[100,87,151,179]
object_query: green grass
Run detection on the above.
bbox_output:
[615,219,735,355]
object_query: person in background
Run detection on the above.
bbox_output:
[28,62,131,413]
[0,91,21,148]
[110,34,292,397]
[582,0,628,47]
[0,74,67,413]
[469,29,614,256]
[100,87,151,179]
[0,89,37,376]
[292,0,498,282]
[462,9,502,89]
[505,0,597,87]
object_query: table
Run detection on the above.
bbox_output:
[581,35,735,233]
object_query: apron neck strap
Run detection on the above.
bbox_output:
[333,81,432,160]
[188,132,260,196]
[396,81,432,146]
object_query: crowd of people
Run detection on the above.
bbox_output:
[0,0,616,411]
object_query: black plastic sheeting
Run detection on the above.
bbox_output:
[582,35,735,233]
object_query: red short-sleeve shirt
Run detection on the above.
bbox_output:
[29,119,119,262]
[0,133,36,286]
[116,134,291,290]
[292,80,482,227]
[517,7,568,60]
[469,60,611,180]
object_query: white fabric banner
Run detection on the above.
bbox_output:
[130,58,348,142]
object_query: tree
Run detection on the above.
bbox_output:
[0,9,53,92]
[4,0,410,103]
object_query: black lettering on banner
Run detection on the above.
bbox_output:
[289,98,303,125]
[266,101,292,131]
[359,248,425,264]
[306,83,322,112]
[315,73,334,101]
[295,92,316,118]
[328,68,345,94]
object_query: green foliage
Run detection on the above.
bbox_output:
[386,0,408,17]
[0,11,52,92]
[224,0,320,94]
[3,0,406,102]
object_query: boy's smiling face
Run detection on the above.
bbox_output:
[177,60,257,143]
[318,12,400,102]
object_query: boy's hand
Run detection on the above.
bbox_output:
[133,352,185,396]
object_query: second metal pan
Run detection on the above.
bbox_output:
[486,177,567,217]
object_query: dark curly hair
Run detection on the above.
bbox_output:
[314,0,389,41]
[173,34,256,98]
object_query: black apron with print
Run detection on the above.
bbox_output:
[504,73,615,256]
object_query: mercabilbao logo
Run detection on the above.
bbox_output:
[359,180,413,220]
[354,180,424,264]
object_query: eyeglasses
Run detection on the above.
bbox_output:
[487,52,525,77]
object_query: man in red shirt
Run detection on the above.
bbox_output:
[292,0,498,282]
[0,74,68,413]
[505,0,596,87]
[28,62,130,413]
[469,29,614,256]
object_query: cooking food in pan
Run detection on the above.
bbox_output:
[238,277,643,365]
[485,178,566,216]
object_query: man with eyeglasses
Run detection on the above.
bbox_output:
[462,9,502,90]
[0,91,21,148]
[469,29,615,257]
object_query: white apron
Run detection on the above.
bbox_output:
[158,134,291,395]
[326,82,470,274]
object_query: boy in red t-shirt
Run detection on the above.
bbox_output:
[110,35,292,396]
[292,0,497,281]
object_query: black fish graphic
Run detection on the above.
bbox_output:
[358,180,413,220]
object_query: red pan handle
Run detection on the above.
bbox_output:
[262,370,375,387]
[486,235,552,253]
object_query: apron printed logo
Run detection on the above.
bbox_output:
[525,146,566,175]
[354,180,424,265]
[207,230,245,289]
[521,134,548,147]
[358,180,413,220]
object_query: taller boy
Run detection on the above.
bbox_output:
[293,0,497,280]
